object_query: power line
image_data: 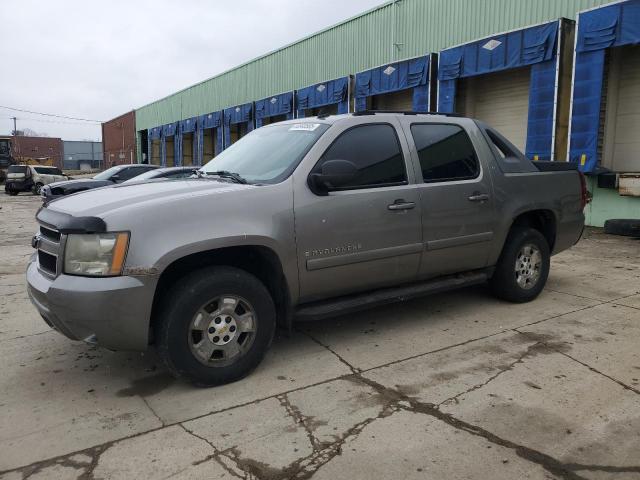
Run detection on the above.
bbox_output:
[0,105,103,123]
[1,115,103,126]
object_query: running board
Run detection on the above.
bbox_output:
[295,270,490,322]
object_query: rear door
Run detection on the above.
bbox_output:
[294,118,423,302]
[401,119,496,278]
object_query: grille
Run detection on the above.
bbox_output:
[40,225,61,243]
[36,222,62,277]
[38,250,57,275]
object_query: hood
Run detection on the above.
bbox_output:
[47,178,110,190]
[46,178,253,218]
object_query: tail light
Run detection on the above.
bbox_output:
[578,171,591,208]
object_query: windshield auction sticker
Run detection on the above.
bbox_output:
[289,123,321,131]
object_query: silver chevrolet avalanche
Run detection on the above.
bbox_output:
[27,112,587,386]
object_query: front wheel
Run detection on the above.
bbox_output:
[155,266,276,386]
[489,227,550,303]
[33,183,43,195]
[6,188,17,196]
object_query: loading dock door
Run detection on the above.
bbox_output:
[303,104,339,118]
[151,140,161,165]
[371,88,414,111]
[458,67,531,153]
[296,77,350,118]
[202,129,215,161]
[182,133,194,166]
[165,137,175,167]
[603,45,640,172]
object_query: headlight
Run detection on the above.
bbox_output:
[64,232,129,276]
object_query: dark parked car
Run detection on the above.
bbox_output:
[41,164,158,202]
[122,166,197,184]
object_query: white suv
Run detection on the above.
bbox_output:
[4,165,68,196]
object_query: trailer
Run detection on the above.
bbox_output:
[438,20,574,161]
[354,55,435,112]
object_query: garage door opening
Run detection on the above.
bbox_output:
[355,56,431,113]
[151,139,161,165]
[456,66,531,153]
[182,133,194,166]
[602,45,640,173]
[370,88,414,111]
[303,104,339,118]
[296,77,350,119]
[259,114,287,126]
[140,130,149,164]
[202,128,217,163]
[165,137,175,167]
[229,123,248,145]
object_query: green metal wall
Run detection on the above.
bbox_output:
[135,0,610,132]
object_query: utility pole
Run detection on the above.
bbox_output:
[11,117,18,164]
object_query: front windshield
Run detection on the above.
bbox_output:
[200,123,329,183]
[93,166,122,181]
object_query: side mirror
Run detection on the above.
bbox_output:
[308,159,358,195]
[111,174,121,183]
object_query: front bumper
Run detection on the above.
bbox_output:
[5,180,33,192]
[26,258,158,351]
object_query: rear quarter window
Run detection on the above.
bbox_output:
[410,124,480,183]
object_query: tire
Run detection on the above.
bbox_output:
[6,188,17,196]
[604,219,640,238]
[33,183,43,195]
[489,227,550,303]
[155,266,276,386]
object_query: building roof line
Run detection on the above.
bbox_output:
[133,1,395,112]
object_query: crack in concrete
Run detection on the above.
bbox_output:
[514,330,640,395]
[15,442,109,480]
[298,329,360,374]
[277,393,323,450]
[142,396,166,427]
[438,342,543,406]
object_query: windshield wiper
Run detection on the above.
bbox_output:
[201,170,248,184]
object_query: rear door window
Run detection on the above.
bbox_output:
[410,124,480,183]
[312,123,407,190]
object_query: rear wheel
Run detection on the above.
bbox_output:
[489,227,550,303]
[155,266,276,386]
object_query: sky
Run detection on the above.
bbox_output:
[0,0,385,142]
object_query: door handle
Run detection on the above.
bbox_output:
[388,199,416,211]
[468,193,490,202]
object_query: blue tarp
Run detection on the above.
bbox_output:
[296,77,349,117]
[355,56,430,112]
[223,103,253,149]
[438,21,559,161]
[569,0,640,172]
[255,92,294,127]
[196,112,223,165]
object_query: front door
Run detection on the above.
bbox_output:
[403,121,496,278]
[294,121,423,302]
